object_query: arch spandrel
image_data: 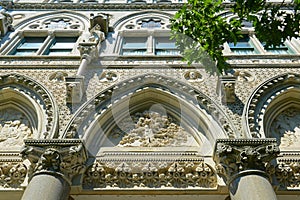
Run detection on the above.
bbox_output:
[0,73,59,149]
[63,74,237,156]
[243,73,300,150]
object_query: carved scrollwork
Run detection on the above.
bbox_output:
[20,140,87,184]
[82,160,217,189]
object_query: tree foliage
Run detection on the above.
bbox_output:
[171,0,300,74]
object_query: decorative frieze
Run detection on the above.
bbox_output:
[213,139,280,183]
[83,160,217,189]
[0,161,27,188]
[20,139,87,184]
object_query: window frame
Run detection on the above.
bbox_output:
[118,30,179,56]
[2,30,81,56]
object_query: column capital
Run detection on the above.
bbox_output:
[20,139,88,184]
[213,139,280,183]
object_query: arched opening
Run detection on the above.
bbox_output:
[264,88,300,150]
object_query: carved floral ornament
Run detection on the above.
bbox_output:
[20,139,87,184]
[63,74,237,139]
[244,73,300,138]
[0,161,27,188]
[0,73,58,139]
[83,160,217,189]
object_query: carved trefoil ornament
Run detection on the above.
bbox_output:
[20,139,87,184]
[216,76,236,103]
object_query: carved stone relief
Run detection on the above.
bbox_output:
[83,160,217,189]
[0,108,32,150]
[269,107,300,149]
[109,111,198,147]
[0,162,27,188]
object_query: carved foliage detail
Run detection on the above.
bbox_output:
[0,162,27,188]
[213,139,280,182]
[83,161,217,189]
[267,160,300,189]
[21,141,87,183]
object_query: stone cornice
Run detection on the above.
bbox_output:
[213,139,280,184]
[0,2,183,10]
[20,139,87,185]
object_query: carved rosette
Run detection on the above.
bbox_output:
[213,139,280,183]
[82,160,217,189]
[20,139,87,184]
[0,161,27,188]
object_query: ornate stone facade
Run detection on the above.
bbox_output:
[0,0,299,200]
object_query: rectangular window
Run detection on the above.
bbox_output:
[44,37,78,56]
[228,35,256,55]
[265,43,293,54]
[154,37,178,55]
[11,37,46,56]
[122,37,147,55]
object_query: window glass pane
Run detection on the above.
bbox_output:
[228,35,256,55]
[44,37,78,55]
[11,37,46,55]
[122,37,147,55]
[123,37,147,49]
[155,37,179,55]
[265,43,293,54]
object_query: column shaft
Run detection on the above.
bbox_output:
[21,174,70,200]
[229,173,277,200]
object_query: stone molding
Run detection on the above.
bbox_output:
[0,73,59,138]
[244,73,300,138]
[20,139,87,184]
[83,158,217,189]
[63,73,237,139]
[213,139,280,184]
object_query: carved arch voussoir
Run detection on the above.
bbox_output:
[243,73,300,138]
[63,73,237,140]
[0,73,59,139]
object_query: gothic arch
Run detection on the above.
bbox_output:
[63,74,237,156]
[113,10,173,30]
[14,10,89,31]
[0,73,59,145]
[243,73,300,142]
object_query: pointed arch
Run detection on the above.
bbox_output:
[0,73,59,144]
[243,73,300,141]
[63,74,237,156]
[14,10,89,31]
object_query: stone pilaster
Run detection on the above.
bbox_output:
[213,139,280,200]
[20,139,87,200]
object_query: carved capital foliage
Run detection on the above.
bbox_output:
[20,139,87,184]
[83,160,217,189]
[213,139,280,183]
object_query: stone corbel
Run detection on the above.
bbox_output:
[20,139,87,184]
[216,76,236,103]
[65,76,84,104]
[213,138,280,184]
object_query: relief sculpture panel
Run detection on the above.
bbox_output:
[0,108,32,150]
[109,111,198,147]
[270,107,300,150]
